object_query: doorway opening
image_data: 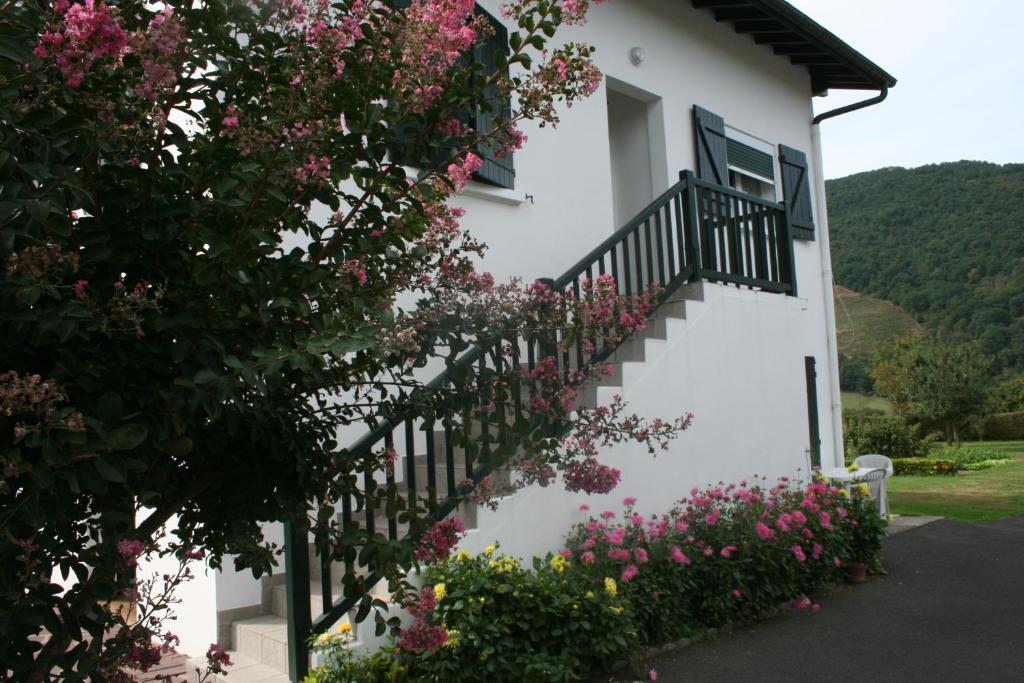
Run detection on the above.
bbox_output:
[605,79,667,230]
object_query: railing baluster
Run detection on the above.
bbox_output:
[404,419,417,499]
[621,237,632,297]
[683,172,702,282]
[654,210,666,286]
[742,197,754,279]
[424,418,437,511]
[340,490,353,576]
[363,465,375,537]
[384,431,398,540]
[633,227,644,293]
[718,192,729,276]
[644,220,655,289]
[443,420,456,498]
[663,202,676,281]
[320,551,332,613]
[727,194,740,278]
[768,208,781,283]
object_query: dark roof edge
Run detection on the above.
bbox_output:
[752,0,897,89]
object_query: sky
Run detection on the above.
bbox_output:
[786,0,1024,179]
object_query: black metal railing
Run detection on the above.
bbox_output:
[282,170,795,680]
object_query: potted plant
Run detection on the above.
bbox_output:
[843,484,886,582]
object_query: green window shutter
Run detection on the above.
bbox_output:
[779,144,815,241]
[726,138,774,180]
[693,105,728,186]
[471,7,514,189]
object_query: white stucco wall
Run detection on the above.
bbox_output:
[208,0,844,626]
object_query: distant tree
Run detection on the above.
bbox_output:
[871,335,991,444]
[989,374,1024,413]
[838,355,873,394]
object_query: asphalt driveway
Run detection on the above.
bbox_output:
[646,516,1024,682]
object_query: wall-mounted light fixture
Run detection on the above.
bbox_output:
[629,46,645,66]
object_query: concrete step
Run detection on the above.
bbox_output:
[230,615,290,672]
[270,580,360,626]
[187,650,289,683]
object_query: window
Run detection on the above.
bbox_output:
[389,3,515,189]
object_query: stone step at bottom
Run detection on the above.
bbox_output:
[186,650,289,683]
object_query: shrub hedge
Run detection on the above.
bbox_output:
[844,416,941,460]
[976,411,1024,441]
[892,458,957,476]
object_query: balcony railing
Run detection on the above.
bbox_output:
[282,170,796,679]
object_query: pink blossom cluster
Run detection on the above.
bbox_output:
[205,643,233,674]
[130,8,186,101]
[340,258,369,286]
[117,538,146,567]
[398,585,448,653]
[1,371,85,439]
[390,0,482,112]
[446,152,484,191]
[560,0,609,25]
[293,154,331,190]
[35,0,128,88]
[415,516,466,563]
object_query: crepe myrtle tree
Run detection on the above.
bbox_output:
[0,0,691,677]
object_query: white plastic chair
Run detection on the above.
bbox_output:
[855,467,889,517]
[853,454,893,517]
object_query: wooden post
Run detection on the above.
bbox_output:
[284,519,311,682]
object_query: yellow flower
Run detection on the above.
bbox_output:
[444,629,461,649]
[484,544,496,555]
[488,556,519,574]
[857,483,871,497]
[479,596,485,604]
[337,623,352,635]
[456,550,472,562]
[314,632,334,646]
[433,583,446,602]
[604,577,617,597]
[848,463,860,472]
[838,488,850,499]
[549,555,569,573]
[585,591,594,599]
[610,606,625,615]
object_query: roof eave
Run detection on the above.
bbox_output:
[690,0,897,96]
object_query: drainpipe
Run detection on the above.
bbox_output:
[812,86,888,125]
[810,127,845,468]
[810,85,890,467]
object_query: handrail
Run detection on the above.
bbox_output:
[284,171,796,680]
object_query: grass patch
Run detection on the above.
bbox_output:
[888,441,1024,521]
[834,286,922,360]
[841,391,894,417]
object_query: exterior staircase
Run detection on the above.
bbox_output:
[206,170,798,681]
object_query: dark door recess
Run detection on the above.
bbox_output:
[804,356,821,467]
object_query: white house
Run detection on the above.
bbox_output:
[161,1,896,679]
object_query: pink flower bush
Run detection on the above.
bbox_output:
[564,476,884,644]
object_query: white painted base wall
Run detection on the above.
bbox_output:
[460,281,816,560]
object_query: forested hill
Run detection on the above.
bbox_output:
[827,161,1024,374]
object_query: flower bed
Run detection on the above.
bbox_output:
[892,458,958,476]
[306,477,885,681]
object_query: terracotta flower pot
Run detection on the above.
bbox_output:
[846,561,868,583]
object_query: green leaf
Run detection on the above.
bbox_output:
[94,457,127,483]
[106,424,148,451]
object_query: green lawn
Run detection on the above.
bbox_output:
[841,391,894,417]
[888,440,1024,521]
